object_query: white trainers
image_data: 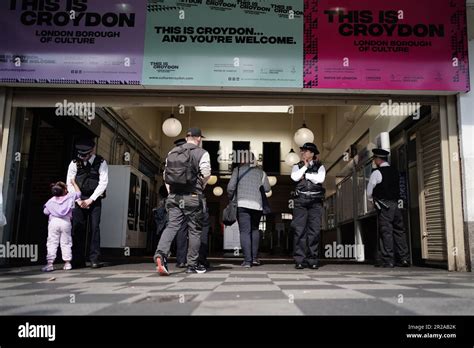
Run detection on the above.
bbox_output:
[63,262,72,271]
[41,264,54,272]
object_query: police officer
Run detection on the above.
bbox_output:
[66,138,108,269]
[367,148,410,268]
[154,128,211,275]
[290,143,326,270]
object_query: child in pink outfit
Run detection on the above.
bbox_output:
[42,180,81,272]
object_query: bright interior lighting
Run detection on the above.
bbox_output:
[194,106,291,113]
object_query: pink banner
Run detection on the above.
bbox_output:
[304,0,470,91]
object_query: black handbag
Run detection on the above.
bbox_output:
[223,167,239,226]
[260,185,272,215]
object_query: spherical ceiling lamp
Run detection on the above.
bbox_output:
[268,176,277,187]
[162,114,182,137]
[207,175,218,186]
[284,149,300,167]
[213,186,223,197]
[294,123,314,147]
[265,190,272,198]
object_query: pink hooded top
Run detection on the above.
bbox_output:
[43,192,81,221]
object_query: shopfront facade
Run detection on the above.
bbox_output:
[0,0,472,271]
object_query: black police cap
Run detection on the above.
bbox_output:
[300,142,320,155]
[372,148,390,158]
[75,138,95,154]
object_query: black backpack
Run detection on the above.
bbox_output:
[164,145,198,188]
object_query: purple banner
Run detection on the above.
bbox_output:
[0,0,147,85]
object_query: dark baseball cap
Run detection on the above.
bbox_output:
[75,138,95,155]
[372,148,390,159]
[174,138,186,146]
[186,127,205,138]
[300,142,319,155]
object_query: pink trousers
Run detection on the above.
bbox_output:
[46,217,72,262]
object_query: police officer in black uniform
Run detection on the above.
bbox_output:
[67,138,108,269]
[290,143,326,270]
[367,148,410,268]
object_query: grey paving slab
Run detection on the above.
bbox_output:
[214,284,280,292]
[415,288,474,298]
[2,303,113,316]
[216,281,274,286]
[118,282,177,287]
[410,283,474,289]
[228,273,269,278]
[103,273,155,278]
[224,277,272,282]
[4,283,69,291]
[0,289,50,297]
[164,282,222,291]
[335,283,414,290]
[85,277,139,283]
[380,298,474,315]
[205,291,288,301]
[0,282,30,289]
[91,302,201,315]
[329,280,383,284]
[0,277,49,283]
[39,293,134,304]
[295,299,418,315]
[272,280,330,286]
[178,277,227,282]
[356,289,463,299]
[267,273,312,278]
[281,289,374,300]
[129,277,182,283]
[193,300,303,315]
[278,284,344,290]
[0,294,70,306]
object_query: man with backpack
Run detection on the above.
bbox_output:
[154,128,211,275]
[169,138,211,269]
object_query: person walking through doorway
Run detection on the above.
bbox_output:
[154,128,211,275]
[227,152,271,268]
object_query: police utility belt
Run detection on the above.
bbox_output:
[295,190,324,198]
[373,198,397,210]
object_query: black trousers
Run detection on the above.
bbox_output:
[237,207,262,264]
[377,202,410,265]
[72,199,102,265]
[291,196,322,265]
